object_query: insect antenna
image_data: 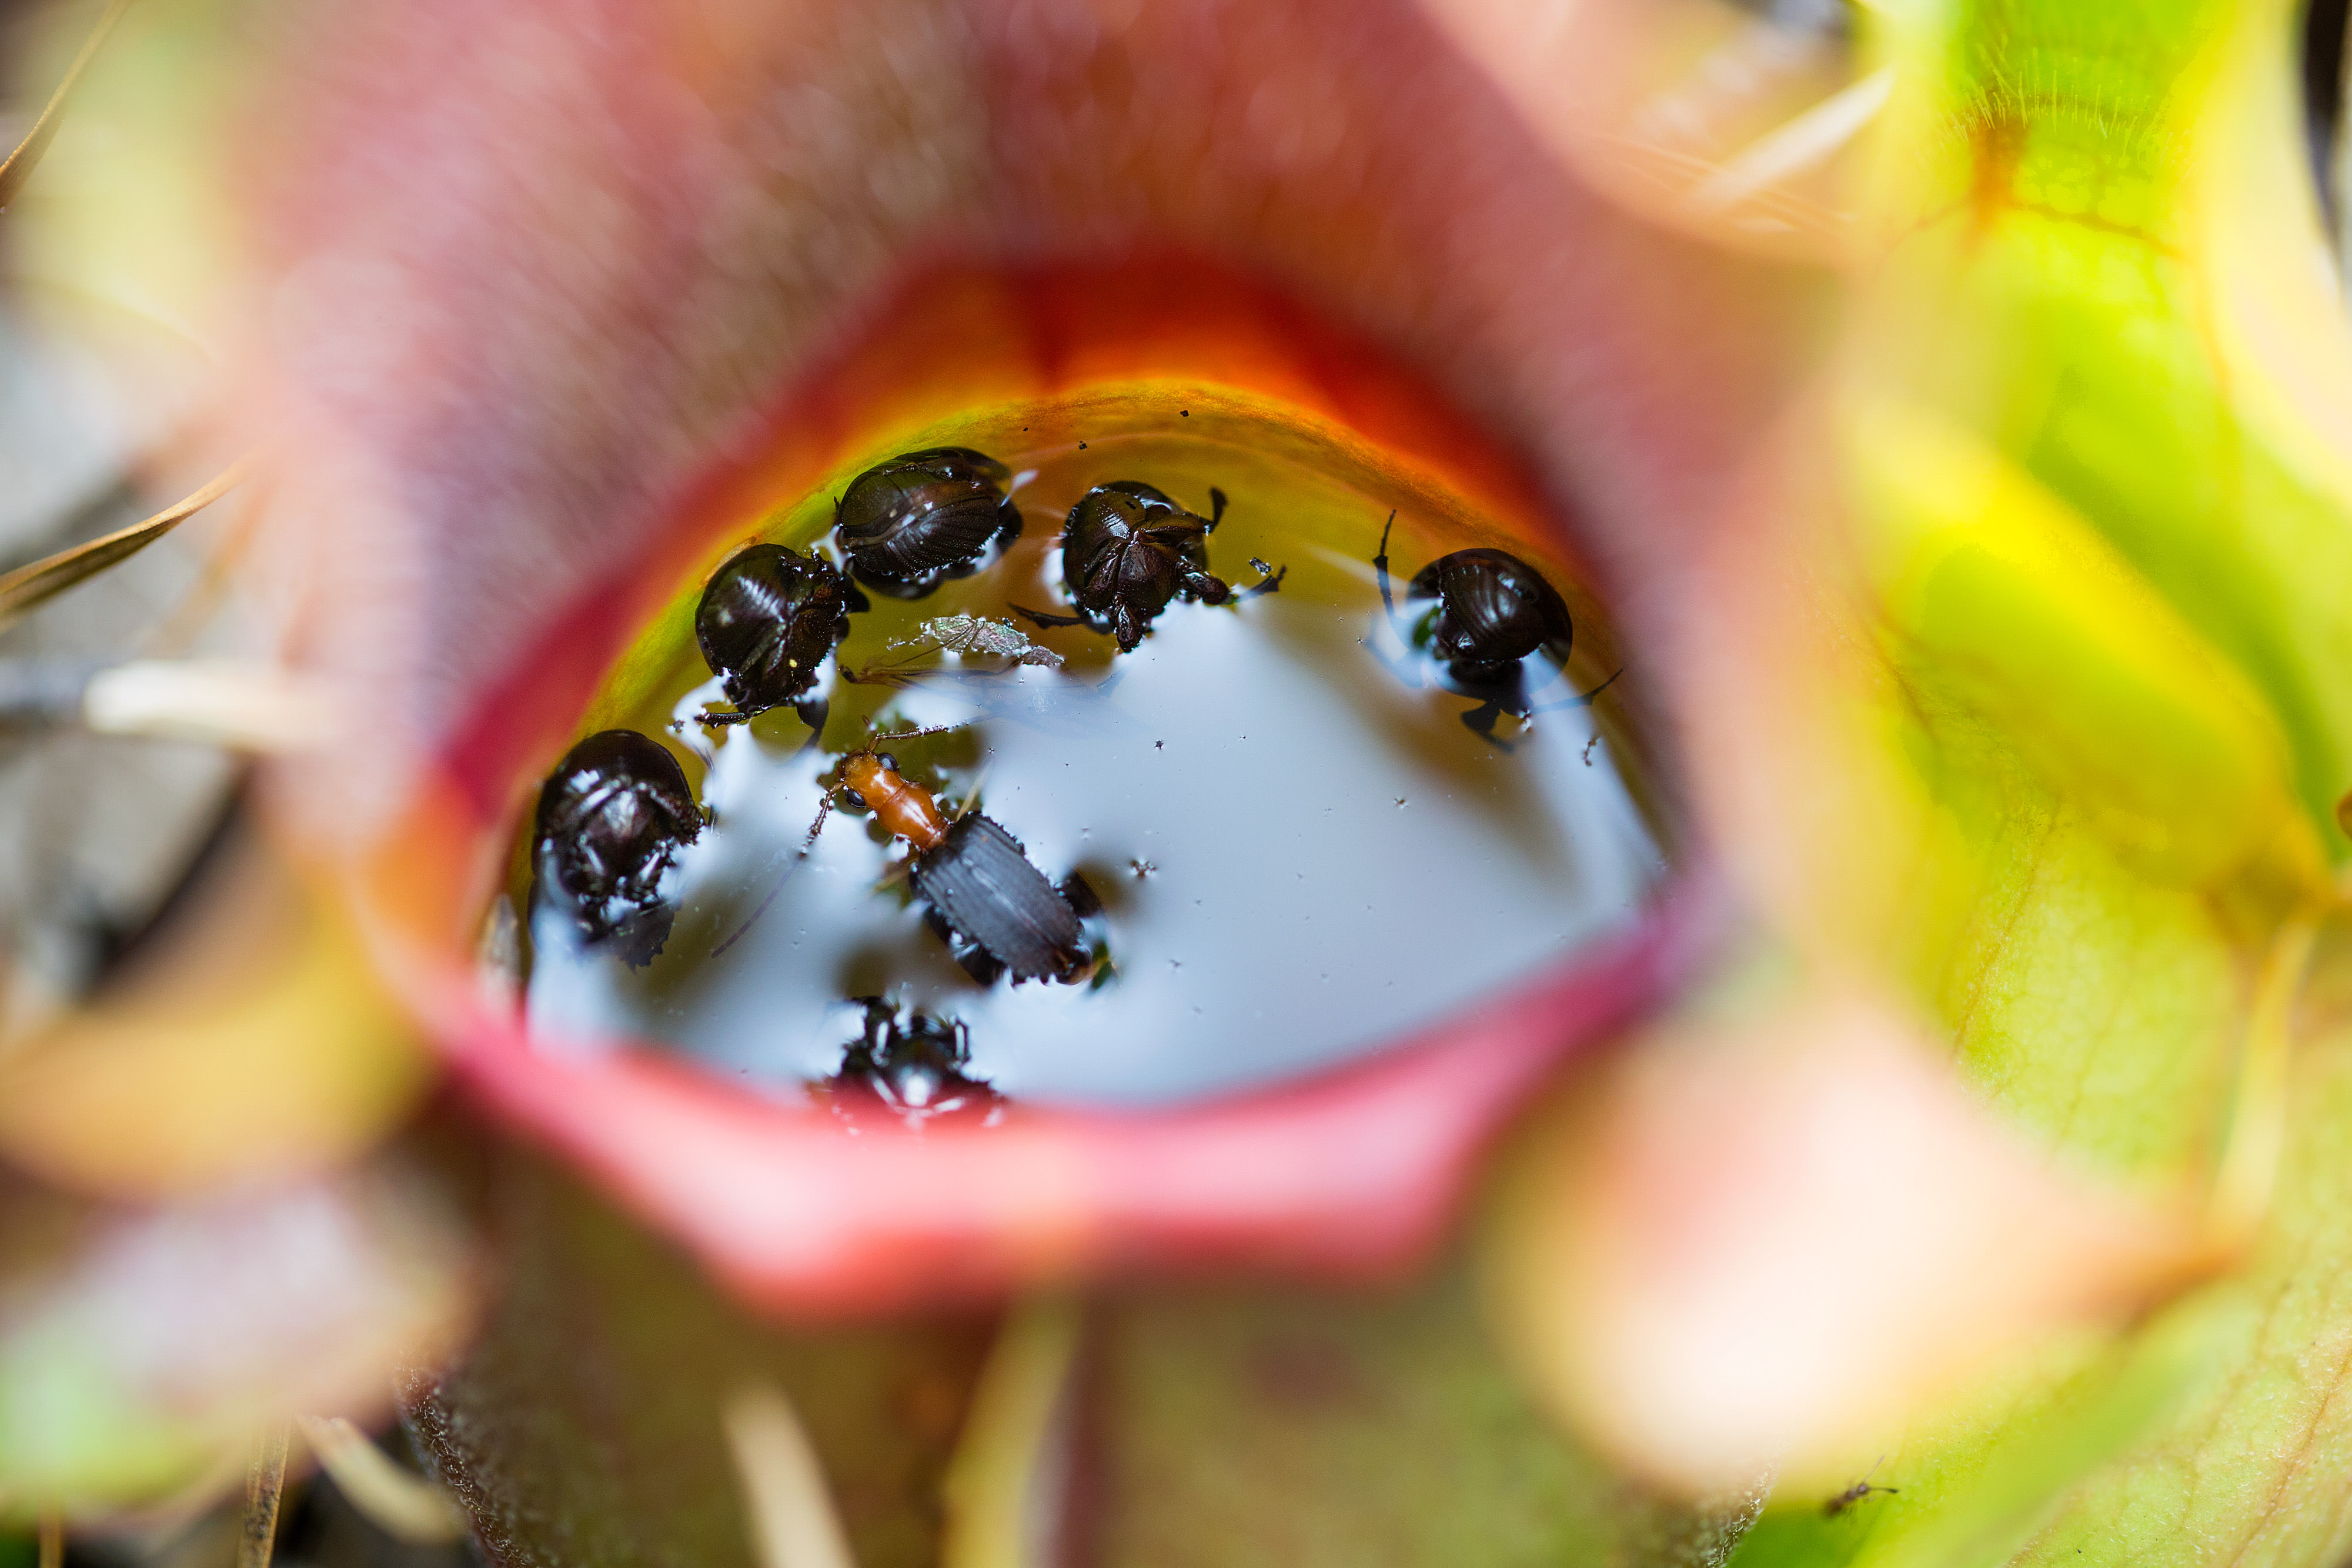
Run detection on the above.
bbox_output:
[1207,487,1229,530]
[1238,557,1287,599]
[1008,602,1086,631]
[711,755,848,957]
[1362,511,1432,688]
[1524,666,1626,716]
[838,660,923,691]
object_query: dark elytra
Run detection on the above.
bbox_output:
[910,813,1091,982]
[694,543,861,715]
[1061,480,1229,652]
[833,447,1022,596]
[1407,547,1572,680]
[533,729,702,964]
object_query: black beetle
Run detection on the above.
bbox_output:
[532,729,703,964]
[694,543,863,724]
[907,810,1102,985]
[1015,482,1282,652]
[833,447,1023,596]
[1372,513,1615,743]
[822,997,1001,1127]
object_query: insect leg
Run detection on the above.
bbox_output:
[1008,602,1088,631]
[991,496,1024,548]
[711,765,843,957]
[791,696,831,753]
[1373,510,1401,622]
[1238,557,1287,599]
[1207,487,1228,530]
[866,721,968,747]
[1058,870,1103,917]
[1522,666,1626,716]
[1458,698,1524,753]
[697,708,754,726]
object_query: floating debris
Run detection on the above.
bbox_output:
[890,614,1063,668]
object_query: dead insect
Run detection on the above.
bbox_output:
[1823,1465,1897,1517]
[694,543,863,724]
[1372,512,1616,745]
[726,728,1101,981]
[838,614,1067,700]
[891,614,1063,667]
[840,744,1100,983]
[832,448,1023,596]
[532,729,702,965]
[1015,482,1282,652]
[821,997,1001,1128]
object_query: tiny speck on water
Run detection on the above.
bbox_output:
[1131,859,1158,878]
[1180,410,1190,417]
[1155,740,1164,750]
[1078,440,1088,449]
[1395,797,1408,808]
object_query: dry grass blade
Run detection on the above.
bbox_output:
[0,459,247,631]
[0,0,136,210]
[37,1511,61,1568]
[942,1299,1082,1568]
[295,1415,469,1545]
[82,658,335,750]
[723,1384,858,1568]
[240,1425,290,1568]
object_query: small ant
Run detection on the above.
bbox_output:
[1371,512,1621,750]
[1822,1462,1898,1517]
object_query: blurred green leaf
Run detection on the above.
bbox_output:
[1714,0,2352,1560]
[1844,399,2319,894]
[1084,1265,1749,1568]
